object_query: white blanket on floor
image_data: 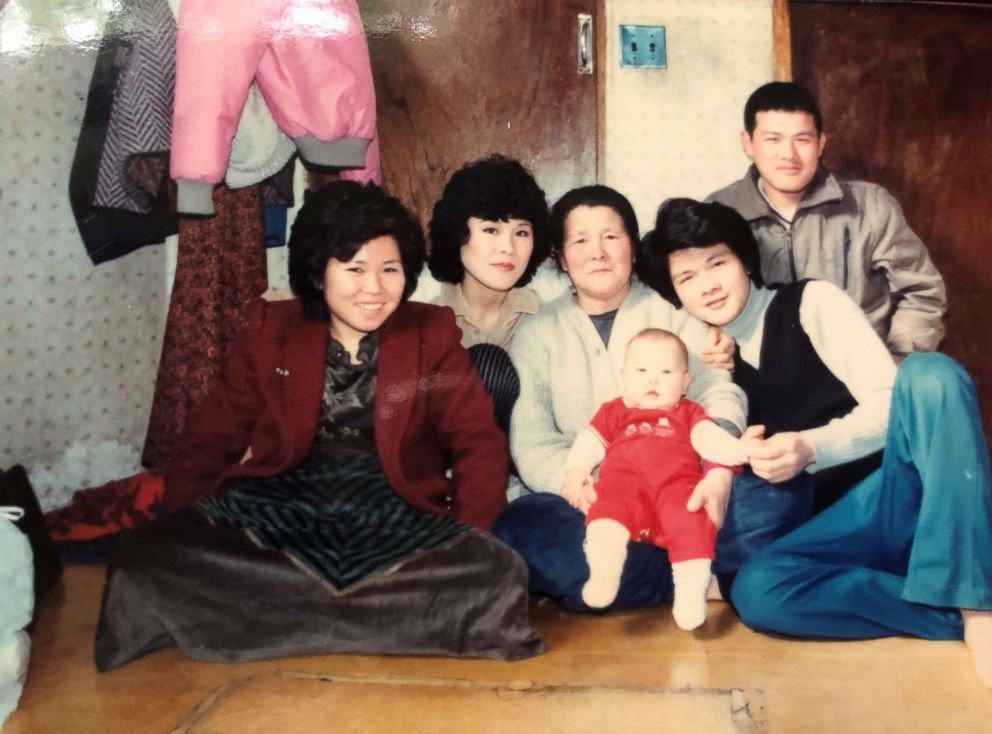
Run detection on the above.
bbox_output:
[0,509,32,726]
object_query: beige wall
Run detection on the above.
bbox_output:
[604,0,774,232]
[0,2,164,508]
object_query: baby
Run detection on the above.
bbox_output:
[562,328,752,630]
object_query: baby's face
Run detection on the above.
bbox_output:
[620,338,691,410]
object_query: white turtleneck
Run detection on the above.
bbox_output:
[723,281,897,472]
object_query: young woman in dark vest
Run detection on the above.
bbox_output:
[638,197,992,689]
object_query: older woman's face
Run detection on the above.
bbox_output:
[323,235,405,349]
[668,244,751,326]
[561,205,633,313]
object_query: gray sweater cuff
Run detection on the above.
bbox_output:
[295,135,369,168]
[713,417,741,438]
[176,179,216,215]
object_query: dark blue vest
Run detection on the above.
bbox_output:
[732,281,881,510]
[733,280,856,436]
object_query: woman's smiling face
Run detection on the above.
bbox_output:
[668,243,752,326]
[323,235,405,351]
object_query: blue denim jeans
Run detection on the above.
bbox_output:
[732,354,992,641]
[492,469,813,612]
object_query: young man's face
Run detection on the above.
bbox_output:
[741,110,826,202]
[668,243,752,327]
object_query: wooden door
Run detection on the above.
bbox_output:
[360,0,600,225]
[789,0,992,430]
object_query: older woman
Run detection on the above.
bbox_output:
[492,185,813,612]
[427,155,551,433]
[641,197,992,688]
[95,182,542,669]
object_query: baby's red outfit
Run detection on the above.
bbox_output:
[586,398,716,562]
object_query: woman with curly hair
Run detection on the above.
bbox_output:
[94,181,542,670]
[427,155,552,433]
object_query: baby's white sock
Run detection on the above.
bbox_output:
[581,519,629,608]
[671,558,712,631]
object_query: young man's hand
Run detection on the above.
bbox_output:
[686,466,733,529]
[561,469,597,514]
[747,432,816,483]
[700,326,736,371]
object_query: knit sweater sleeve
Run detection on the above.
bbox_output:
[798,280,897,470]
[508,314,575,495]
[670,310,748,434]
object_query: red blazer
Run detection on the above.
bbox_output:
[162,298,508,530]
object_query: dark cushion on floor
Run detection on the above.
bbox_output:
[94,509,543,670]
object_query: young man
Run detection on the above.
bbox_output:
[708,82,946,359]
[638,197,992,689]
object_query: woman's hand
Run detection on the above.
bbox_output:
[561,469,597,514]
[747,432,816,484]
[700,326,736,371]
[686,467,733,529]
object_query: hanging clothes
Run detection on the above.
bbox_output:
[70,0,304,266]
[91,0,175,214]
[171,0,381,215]
[69,0,177,265]
[141,183,268,472]
[166,0,299,192]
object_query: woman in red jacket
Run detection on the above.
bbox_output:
[96,182,542,669]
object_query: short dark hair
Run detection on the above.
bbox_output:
[548,185,640,271]
[288,181,425,322]
[636,198,763,308]
[744,81,823,136]
[428,155,551,286]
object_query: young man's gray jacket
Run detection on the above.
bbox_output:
[707,165,946,357]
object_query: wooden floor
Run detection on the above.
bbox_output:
[6,564,991,733]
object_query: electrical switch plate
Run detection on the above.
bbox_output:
[619,24,667,69]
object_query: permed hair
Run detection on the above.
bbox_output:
[636,198,763,308]
[428,154,551,286]
[288,180,426,322]
[744,81,823,136]
[548,185,640,271]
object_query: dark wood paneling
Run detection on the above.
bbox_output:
[360,0,598,228]
[791,1,992,428]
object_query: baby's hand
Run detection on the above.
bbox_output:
[686,470,732,529]
[561,470,597,515]
[737,425,766,465]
